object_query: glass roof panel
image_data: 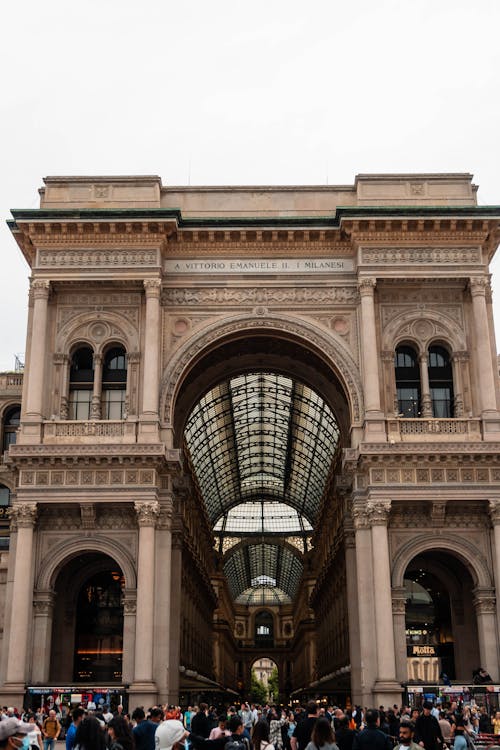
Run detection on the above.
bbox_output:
[185,372,339,603]
[236,586,291,605]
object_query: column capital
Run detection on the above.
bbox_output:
[368,499,391,525]
[92,353,103,366]
[143,278,162,298]
[127,351,141,364]
[134,500,160,527]
[9,502,37,529]
[352,499,371,530]
[469,276,490,298]
[489,499,500,525]
[473,588,496,615]
[157,495,174,530]
[381,350,395,363]
[32,590,55,617]
[30,279,51,300]
[391,587,407,615]
[452,350,469,363]
[358,277,377,297]
[53,352,69,365]
[123,589,137,615]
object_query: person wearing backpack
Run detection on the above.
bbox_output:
[251,719,274,750]
[190,715,250,750]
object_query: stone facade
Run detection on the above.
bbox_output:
[1,173,500,708]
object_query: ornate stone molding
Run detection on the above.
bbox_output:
[134,500,160,527]
[362,247,481,265]
[127,351,141,364]
[162,286,359,306]
[80,503,96,530]
[431,501,447,525]
[489,499,500,525]
[123,593,137,615]
[10,502,37,529]
[30,278,51,299]
[358,277,376,297]
[391,587,407,615]
[473,589,496,615]
[38,249,159,268]
[469,276,491,297]
[143,278,162,297]
[33,590,55,616]
[367,499,391,525]
[351,499,371,530]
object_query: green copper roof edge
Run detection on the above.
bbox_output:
[7,204,500,232]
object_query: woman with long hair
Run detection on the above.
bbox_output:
[74,716,108,750]
[304,718,338,750]
[108,716,135,750]
[251,719,274,750]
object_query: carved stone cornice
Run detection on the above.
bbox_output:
[367,499,391,525]
[134,500,160,527]
[10,502,37,529]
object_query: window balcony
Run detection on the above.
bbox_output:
[42,419,138,444]
[387,417,482,442]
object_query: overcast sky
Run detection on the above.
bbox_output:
[1,0,500,371]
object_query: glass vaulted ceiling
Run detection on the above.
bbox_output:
[184,372,340,605]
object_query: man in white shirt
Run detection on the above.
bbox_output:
[395,722,420,750]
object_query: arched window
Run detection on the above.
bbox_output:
[395,345,421,417]
[2,405,20,451]
[428,346,454,418]
[101,347,127,420]
[69,347,94,420]
[255,611,274,647]
[0,484,10,508]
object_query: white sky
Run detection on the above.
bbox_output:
[1,0,500,371]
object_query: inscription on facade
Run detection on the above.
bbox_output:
[164,258,354,274]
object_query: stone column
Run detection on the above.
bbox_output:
[488,500,500,655]
[122,589,137,684]
[344,519,362,704]
[473,588,499,682]
[358,278,386,442]
[419,353,433,417]
[55,353,70,419]
[25,280,50,420]
[451,352,466,417]
[4,503,37,691]
[130,500,159,704]
[168,529,183,704]
[368,499,401,704]
[470,278,498,416]
[352,498,377,705]
[154,496,173,703]
[141,279,162,418]
[392,586,408,683]
[90,353,103,419]
[31,590,55,683]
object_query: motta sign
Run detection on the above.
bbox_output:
[408,645,437,657]
[164,258,354,274]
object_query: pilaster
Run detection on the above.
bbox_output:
[139,279,161,442]
[358,277,386,442]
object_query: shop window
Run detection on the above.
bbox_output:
[428,346,454,417]
[2,405,20,451]
[69,347,94,420]
[395,346,421,417]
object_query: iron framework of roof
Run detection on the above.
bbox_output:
[184,372,340,603]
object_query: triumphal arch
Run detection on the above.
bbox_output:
[1,173,500,709]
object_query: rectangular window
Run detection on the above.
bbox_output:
[397,387,420,418]
[69,389,92,420]
[102,389,126,420]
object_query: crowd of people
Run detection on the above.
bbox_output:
[0,698,499,750]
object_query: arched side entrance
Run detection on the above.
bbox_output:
[392,535,499,683]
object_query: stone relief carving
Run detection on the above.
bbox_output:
[362,247,481,264]
[162,286,359,306]
[38,249,158,267]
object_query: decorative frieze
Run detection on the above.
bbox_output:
[19,468,156,487]
[38,248,159,268]
[162,286,359,306]
[80,503,96,529]
[369,465,499,487]
[361,247,481,265]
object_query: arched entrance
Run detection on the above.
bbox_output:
[169,327,355,701]
[50,553,125,683]
[251,657,279,703]
[403,551,482,683]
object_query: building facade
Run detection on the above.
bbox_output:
[1,173,500,709]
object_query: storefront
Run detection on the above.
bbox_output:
[25,686,127,713]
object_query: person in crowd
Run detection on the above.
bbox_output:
[132,707,161,750]
[103,707,114,725]
[334,716,356,750]
[414,702,443,750]
[268,708,285,750]
[478,706,492,734]
[239,706,253,740]
[108,716,135,750]
[209,717,231,741]
[291,702,318,750]
[394,721,420,750]
[251,720,273,750]
[352,710,392,750]
[184,709,194,732]
[191,706,211,739]
[437,712,452,746]
[155,720,189,750]
[492,710,500,735]
[65,708,85,750]
[451,721,467,750]
[0,718,37,750]
[304,717,338,750]
[74,716,107,750]
[41,711,60,750]
[25,713,42,750]
[472,668,493,685]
